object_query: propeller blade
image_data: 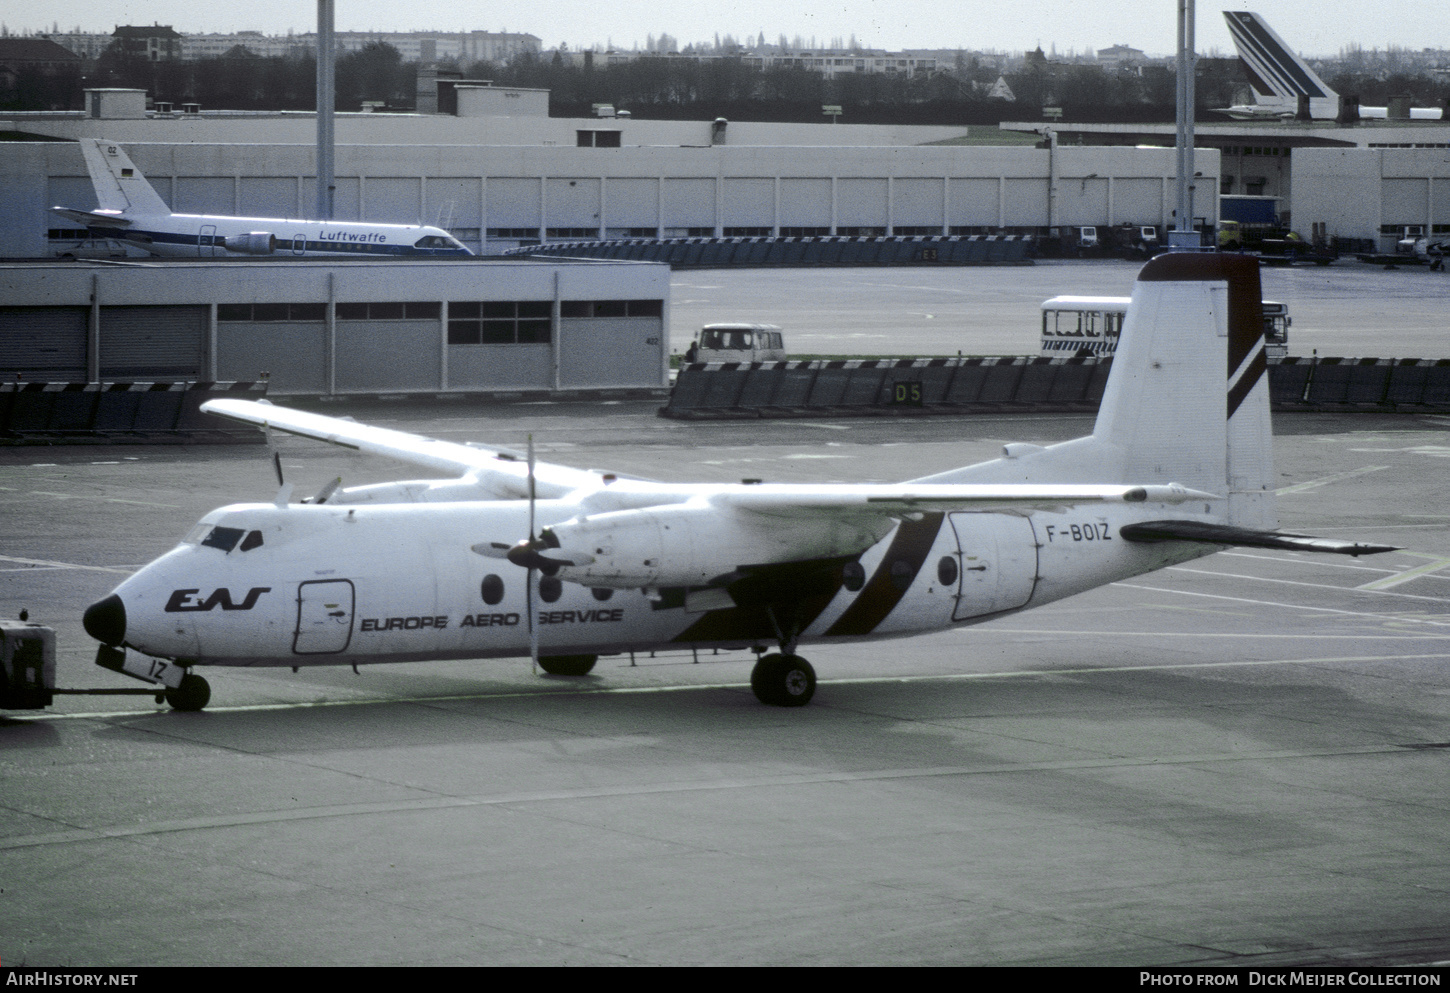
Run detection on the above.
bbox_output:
[527,433,536,541]
[470,541,515,559]
[527,565,538,674]
[311,476,343,505]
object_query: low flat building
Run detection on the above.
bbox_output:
[0,258,669,395]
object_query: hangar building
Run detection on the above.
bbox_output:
[0,88,1220,258]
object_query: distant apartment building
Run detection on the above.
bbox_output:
[112,25,184,62]
[327,31,540,63]
[554,47,936,78]
[184,31,312,59]
[39,27,540,65]
[1094,44,1149,70]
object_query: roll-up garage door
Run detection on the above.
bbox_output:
[0,307,88,379]
[99,306,207,379]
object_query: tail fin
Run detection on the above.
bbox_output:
[1095,253,1275,528]
[79,139,172,217]
[922,253,1275,529]
[1224,11,1338,119]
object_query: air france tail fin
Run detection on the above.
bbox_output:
[1224,11,1339,119]
[79,138,172,217]
[920,253,1276,529]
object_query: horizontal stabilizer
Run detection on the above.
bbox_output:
[51,206,131,228]
[1119,520,1397,557]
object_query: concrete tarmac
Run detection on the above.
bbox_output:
[669,258,1450,359]
[2,400,1449,966]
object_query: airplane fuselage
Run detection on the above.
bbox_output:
[102,498,1211,668]
[107,213,472,259]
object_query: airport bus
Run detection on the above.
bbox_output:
[1040,295,1289,359]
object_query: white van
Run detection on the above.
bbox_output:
[692,323,787,363]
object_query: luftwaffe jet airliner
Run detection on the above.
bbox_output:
[52,138,472,258]
[82,253,1394,711]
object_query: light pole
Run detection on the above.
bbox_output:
[315,0,335,220]
[1169,0,1199,250]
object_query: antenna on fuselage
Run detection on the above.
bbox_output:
[267,434,293,507]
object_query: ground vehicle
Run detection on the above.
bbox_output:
[1041,295,1289,359]
[692,323,787,363]
[1218,196,1282,251]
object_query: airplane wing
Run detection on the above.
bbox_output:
[199,398,602,499]
[51,207,132,228]
[1120,520,1397,556]
[715,482,1216,516]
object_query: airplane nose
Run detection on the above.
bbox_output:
[83,594,126,645]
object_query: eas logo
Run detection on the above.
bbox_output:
[165,587,271,612]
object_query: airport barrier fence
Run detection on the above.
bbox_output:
[0,380,269,444]
[661,355,1450,419]
[506,234,1034,267]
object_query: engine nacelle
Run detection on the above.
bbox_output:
[545,502,891,590]
[225,231,276,255]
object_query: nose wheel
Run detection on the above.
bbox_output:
[750,654,816,707]
[164,673,211,712]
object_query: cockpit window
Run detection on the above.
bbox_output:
[240,530,264,552]
[415,235,465,250]
[201,526,246,552]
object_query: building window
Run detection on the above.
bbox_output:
[217,303,326,321]
[335,302,441,320]
[559,300,663,318]
[723,227,772,237]
[546,228,599,240]
[576,130,622,147]
[487,228,539,240]
[448,301,552,344]
[779,227,830,237]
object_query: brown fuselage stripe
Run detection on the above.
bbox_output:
[1227,346,1267,419]
[824,512,945,637]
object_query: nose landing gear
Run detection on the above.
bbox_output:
[164,673,211,712]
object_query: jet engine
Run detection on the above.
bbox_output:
[225,232,277,255]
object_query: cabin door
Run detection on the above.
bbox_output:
[198,224,218,257]
[293,579,355,655]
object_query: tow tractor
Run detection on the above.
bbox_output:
[1,615,209,713]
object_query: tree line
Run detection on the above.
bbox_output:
[5,38,1446,124]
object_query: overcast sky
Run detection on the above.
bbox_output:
[6,1,1444,58]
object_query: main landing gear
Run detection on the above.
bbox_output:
[750,653,816,707]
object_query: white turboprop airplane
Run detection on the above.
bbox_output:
[1222,11,1446,121]
[81,253,1395,711]
[52,138,472,258]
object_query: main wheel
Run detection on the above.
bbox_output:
[165,673,211,712]
[750,654,816,707]
[537,654,597,676]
